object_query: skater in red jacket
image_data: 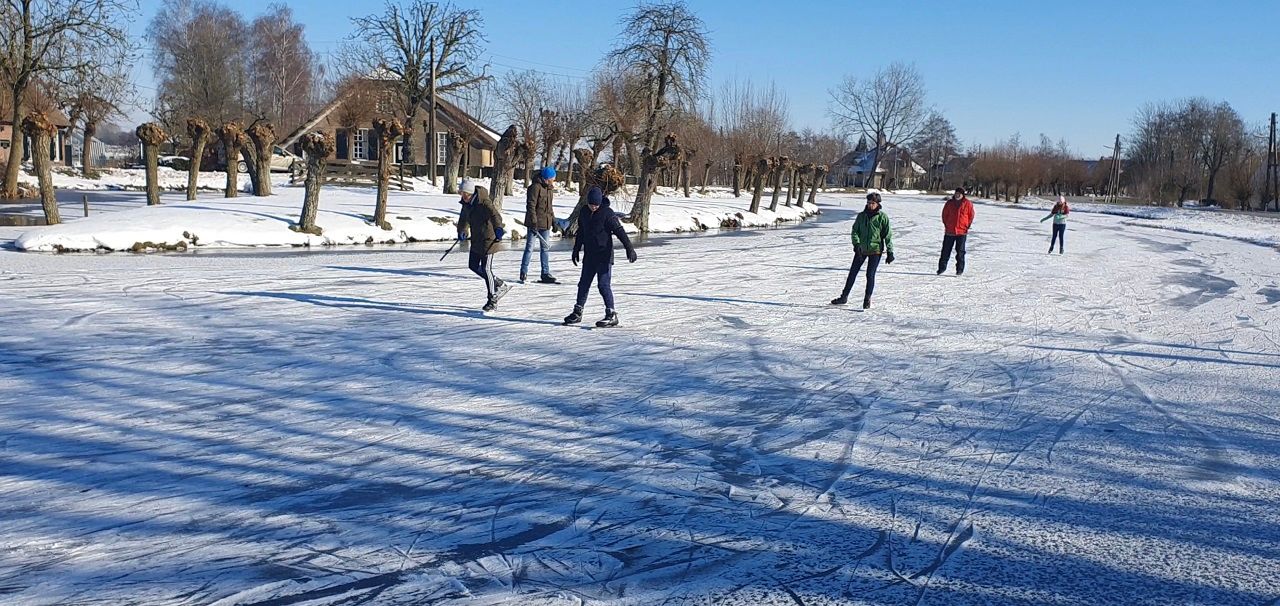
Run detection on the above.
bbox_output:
[938,187,975,275]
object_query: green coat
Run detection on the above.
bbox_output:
[850,210,892,255]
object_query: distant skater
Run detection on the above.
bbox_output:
[1041,195,1069,254]
[938,187,975,275]
[521,166,558,283]
[832,192,893,309]
[564,187,637,328]
[457,179,510,311]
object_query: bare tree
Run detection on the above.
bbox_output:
[246,122,276,196]
[185,118,211,199]
[216,122,244,197]
[829,62,929,190]
[136,122,167,206]
[344,0,487,176]
[294,131,334,235]
[910,111,959,191]
[1,0,135,198]
[21,113,59,222]
[489,125,517,209]
[631,133,682,231]
[1198,101,1245,203]
[495,69,549,184]
[148,0,249,126]
[246,4,322,136]
[610,2,710,230]
[552,83,593,190]
[442,129,466,193]
[372,117,404,229]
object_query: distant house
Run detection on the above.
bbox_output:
[834,147,926,189]
[284,80,499,178]
[0,110,72,168]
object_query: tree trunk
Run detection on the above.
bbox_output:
[1205,169,1220,203]
[217,123,243,198]
[490,126,518,210]
[295,132,334,236]
[769,158,788,212]
[240,141,262,196]
[136,122,167,206]
[808,166,827,205]
[701,162,712,194]
[444,131,465,194]
[65,109,81,168]
[681,160,691,197]
[2,93,25,199]
[21,113,59,224]
[82,120,99,178]
[749,157,771,214]
[186,118,211,200]
[565,148,595,236]
[629,135,681,232]
[795,173,807,207]
[372,119,405,230]
[247,123,276,197]
[732,153,742,197]
[403,107,418,178]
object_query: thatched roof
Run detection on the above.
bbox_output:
[280,80,500,151]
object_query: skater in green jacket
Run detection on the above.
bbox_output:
[1041,195,1069,254]
[832,192,894,309]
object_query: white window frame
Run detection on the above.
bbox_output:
[352,128,369,161]
[394,138,405,164]
[437,132,448,166]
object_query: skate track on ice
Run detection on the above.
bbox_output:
[1,193,1279,605]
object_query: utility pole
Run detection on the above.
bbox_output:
[428,36,438,187]
[1105,134,1122,205]
[1267,112,1277,212]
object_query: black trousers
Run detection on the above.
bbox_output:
[1050,224,1065,253]
[575,256,615,310]
[841,252,881,302]
[939,235,967,274]
[468,251,498,297]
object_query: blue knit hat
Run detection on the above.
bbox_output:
[540,166,556,180]
[587,187,604,205]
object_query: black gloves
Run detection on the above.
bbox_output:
[886,251,895,264]
[572,249,580,266]
[626,248,637,263]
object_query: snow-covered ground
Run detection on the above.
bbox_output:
[4,182,819,251]
[1,193,1279,605]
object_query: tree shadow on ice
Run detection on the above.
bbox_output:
[1,288,1278,605]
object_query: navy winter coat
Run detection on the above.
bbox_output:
[573,196,635,264]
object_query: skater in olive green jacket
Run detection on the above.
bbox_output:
[832,192,894,309]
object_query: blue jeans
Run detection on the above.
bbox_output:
[521,229,551,277]
[841,252,881,302]
[1050,223,1065,253]
[575,257,615,310]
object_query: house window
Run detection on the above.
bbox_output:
[352,128,368,161]
[437,132,448,166]
[394,139,405,164]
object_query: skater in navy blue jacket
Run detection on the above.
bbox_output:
[564,186,637,327]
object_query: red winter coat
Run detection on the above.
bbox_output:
[942,197,975,236]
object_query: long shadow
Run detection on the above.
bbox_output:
[1029,344,1280,370]
[3,243,1280,604]
[221,290,562,327]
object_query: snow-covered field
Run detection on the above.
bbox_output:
[4,181,818,251]
[1,193,1279,605]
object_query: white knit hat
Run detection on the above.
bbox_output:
[459,179,477,194]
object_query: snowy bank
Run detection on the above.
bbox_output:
[10,184,819,252]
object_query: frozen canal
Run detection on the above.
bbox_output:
[2,193,1279,605]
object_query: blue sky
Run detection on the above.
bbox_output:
[128,0,1280,158]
